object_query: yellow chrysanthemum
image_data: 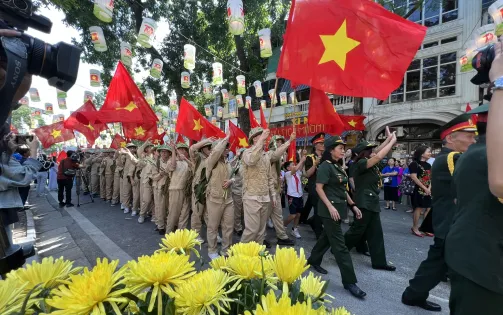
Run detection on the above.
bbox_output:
[225,255,276,283]
[158,229,202,257]
[125,251,196,313]
[227,241,267,257]
[269,246,309,284]
[300,272,333,302]
[0,278,35,315]
[166,269,240,315]
[209,256,228,270]
[7,257,81,292]
[328,306,352,315]
[244,290,322,315]
[45,258,129,315]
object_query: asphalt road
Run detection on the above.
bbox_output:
[50,190,450,315]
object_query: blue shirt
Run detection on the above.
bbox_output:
[382,166,399,187]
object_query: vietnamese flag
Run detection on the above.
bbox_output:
[110,134,127,149]
[248,105,260,129]
[123,121,159,141]
[64,101,108,146]
[152,132,166,146]
[56,151,67,163]
[175,98,225,141]
[287,139,297,163]
[259,106,268,129]
[33,122,75,148]
[95,62,158,124]
[176,134,185,144]
[465,103,478,125]
[340,115,366,131]
[307,88,344,135]
[228,121,249,153]
[278,0,426,99]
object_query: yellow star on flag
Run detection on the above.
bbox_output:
[193,119,203,131]
[116,101,138,112]
[319,20,360,70]
[50,129,62,139]
[134,126,146,137]
[238,137,248,147]
[85,123,95,131]
[120,141,127,148]
[348,120,357,127]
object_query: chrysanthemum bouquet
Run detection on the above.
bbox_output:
[1,229,352,315]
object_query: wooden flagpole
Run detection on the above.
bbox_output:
[267,78,280,126]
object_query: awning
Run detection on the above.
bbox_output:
[280,80,310,93]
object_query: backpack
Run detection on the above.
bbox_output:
[194,163,218,205]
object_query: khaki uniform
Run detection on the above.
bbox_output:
[90,156,103,195]
[190,150,209,235]
[205,140,234,255]
[99,158,106,199]
[240,144,275,244]
[166,159,191,232]
[83,157,92,193]
[152,158,170,230]
[139,155,155,218]
[121,154,136,209]
[104,155,115,201]
[112,155,125,205]
[129,158,143,212]
[231,159,244,233]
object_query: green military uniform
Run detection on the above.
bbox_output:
[307,136,358,285]
[445,104,503,315]
[402,114,477,312]
[344,141,391,269]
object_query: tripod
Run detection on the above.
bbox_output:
[75,169,94,207]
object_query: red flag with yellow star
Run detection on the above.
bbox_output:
[110,134,127,150]
[339,115,366,131]
[175,98,225,141]
[152,132,166,146]
[248,105,260,129]
[259,106,268,129]
[94,62,158,123]
[64,101,108,146]
[308,88,344,134]
[33,122,75,148]
[228,121,249,153]
[123,122,159,141]
[278,0,426,99]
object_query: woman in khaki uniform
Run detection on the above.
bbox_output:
[152,145,172,234]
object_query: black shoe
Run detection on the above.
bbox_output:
[83,192,90,195]
[277,238,294,246]
[401,295,442,312]
[357,250,371,257]
[235,230,243,236]
[66,203,75,207]
[344,284,367,299]
[21,244,35,258]
[263,240,272,248]
[372,264,396,271]
[309,264,328,275]
[59,202,65,207]
[158,229,166,235]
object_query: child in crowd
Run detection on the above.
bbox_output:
[283,155,307,239]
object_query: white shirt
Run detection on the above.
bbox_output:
[427,157,435,166]
[285,170,303,198]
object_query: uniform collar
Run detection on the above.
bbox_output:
[477,135,486,144]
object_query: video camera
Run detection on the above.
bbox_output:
[471,44,495,86]
[70,151,84,163]
[0,0,82,126]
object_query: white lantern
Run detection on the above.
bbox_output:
[236,75,246,94]
[258,28,272,58]
[19,96,29,106]
[90,69,101,87]
[29,88,40,102]
[57,89,67,99]
[120,42,133,66]
[84,91,94,102]
[460,40,477,73]
[229,101,237,118]
[212,62,223,85]
[211,117,218,126]
[289,92,297,105]
[227,0,245,35]
[58,98,67,110]
[203,82,212,98]
[280,92,288,105]
[489,0,503,36]
[146,89,155,105]
[253,80,263,97]
[473,24,497,49]
[93,0,114,23]
[221,89,229,104]
[236,95,244,107]
[268,89,277,105]
[45,103,54,114]
[245,96,252,109]
[204,105,212,117]
[138,17,157,48]
[150,59,163,79]
[89,26,107,52]
[181,72,191,89]
[184,44,196,70]
[169,96,178,111]
[260,100,266,109]
[217,106,224,118]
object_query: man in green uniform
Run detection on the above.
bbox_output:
[445,103,503,315]
[402,114,477,312]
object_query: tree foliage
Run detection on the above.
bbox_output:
[11,105,45,132]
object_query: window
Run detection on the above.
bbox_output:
[440,36,457,44]
[423,41,439,49]
[381,52,457,104]
[383,0,458,27]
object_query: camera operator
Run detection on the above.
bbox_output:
[36,153,53,197]
[57,150,80,207]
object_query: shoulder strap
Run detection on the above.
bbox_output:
[447,151,461,176]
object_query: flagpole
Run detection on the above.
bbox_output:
[267,78,279,126]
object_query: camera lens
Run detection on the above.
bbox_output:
[13,0,28,11]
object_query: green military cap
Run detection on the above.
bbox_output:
[126,143,137,148]
[157,145,172,152]
[432,113,478,139]
[248,127,264,142]
[211,139,230,150]
[176,143,189,149]
[352,140,378,154]
[268,135,286,148]
[324,135,346,148]
[467,103,489,114]
[200,141,213,151]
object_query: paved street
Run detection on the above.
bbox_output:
[32,189,449,315]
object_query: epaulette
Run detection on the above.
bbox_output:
[447,151,461,176]
[326,160,332,164]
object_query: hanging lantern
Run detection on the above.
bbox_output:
[473,24,497,49]
[253,80,263,97]
[89,26,107,52]
[203,82,212,98]
[45,103,54,115]
[93,0,114,23]
[58,114,65,123]
[236,75,246,94]
[260,100,266,109]
[211,116,218,126]
[280,92,288,105]
[236,95,244,108]
[146,89,156,105]
[90,69,101,87]
[489,0,503,36]
[258,28,272,58]
[268,89,277,104]
[289,92,297,105]
[169,96,178,111]
[227,0,245,35]
[245,96,252,109]
[19,96,29,106]
[57,89,67,99]
[460,40,477,73]
[204,105,213,117]
[137,17,158,48]
[217,106,224,118]
[229,100,237,118]
[120,42,133,66]
[181,72,191,89]
[212,62,223,85]
[31,108,41,117]
[184,44,196,70]
[84,91,94,102]
[58,98,67,110]
[29,88,40,102]
[221,89,229,104]
[150,59,163,79]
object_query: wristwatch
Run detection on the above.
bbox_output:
[493,76,503,91]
